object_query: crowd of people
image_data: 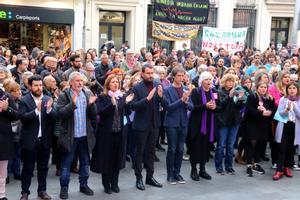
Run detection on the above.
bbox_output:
[0,42,300,200]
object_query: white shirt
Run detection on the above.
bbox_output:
[31,94,43,138]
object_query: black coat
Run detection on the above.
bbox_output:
[19,93,56,150]
[216,87,244,127]
[0,91,18,160]
[56,88,97,153]
[131,81,168,131]
[187,88,217,163]
[244,93,276,140]
[91,94,127,174]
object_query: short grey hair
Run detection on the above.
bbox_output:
[22,71,34,80]
[68,71,83,84]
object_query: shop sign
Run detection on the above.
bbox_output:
[201,27,248,54]
[153,0,209,25]
[0,4,74,24]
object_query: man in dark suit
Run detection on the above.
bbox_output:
[163,67,193,184]
[18,75,56,200]
[131,64,167,190]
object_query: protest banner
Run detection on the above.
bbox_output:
[153,0,209,25]
[152,21,200,41]
[201,27,248,54]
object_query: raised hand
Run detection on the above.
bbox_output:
[157,85,163,98]
[72,92,77,105]
[0,99,9,111]
[147,87,156,101]
[46,98,53,110]
[37,100,42,112]
[89,95,97,105]
[126,93,135,104]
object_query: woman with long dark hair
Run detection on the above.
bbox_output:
[273,83,300,180]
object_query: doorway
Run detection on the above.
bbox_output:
[270,18,289,49]
[99,11,125,51]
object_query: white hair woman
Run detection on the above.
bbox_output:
[188,71,217,181]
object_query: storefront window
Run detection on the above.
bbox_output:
[0,22,72,54]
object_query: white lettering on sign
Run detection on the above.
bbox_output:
[16,15,40,21]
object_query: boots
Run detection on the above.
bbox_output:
[235,153,246,165]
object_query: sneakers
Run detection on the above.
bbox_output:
[182,154,190,161]
[271,163,277,169]
[226,168,235,175]
[174,174,186,184]
[293,163,300,171]
[253,164,265,174]
[216,169,225,175]
[167,177,177,185]
[246,166,253,177]
[273,171,284,181]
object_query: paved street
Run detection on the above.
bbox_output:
[6,150,300,200]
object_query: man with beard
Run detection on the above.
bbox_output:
[62,55,89,82]
[215,58,227,78]
[18,75,56,200]
[131,64,167,190]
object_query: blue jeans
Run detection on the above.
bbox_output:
[8,142,21,176]
[215,126,239,171]
[166,127,187,178]
[60,137,90,187]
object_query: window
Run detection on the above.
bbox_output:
[233,6,256,48]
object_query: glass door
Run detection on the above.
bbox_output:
[99,11,125,51]
[271,18,289,49]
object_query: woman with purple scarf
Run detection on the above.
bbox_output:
[273,83,300,180]
[187,71,217,181]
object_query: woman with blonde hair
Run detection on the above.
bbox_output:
[215,74,245,174]
[244,81,275,177]
[91,75,133,194]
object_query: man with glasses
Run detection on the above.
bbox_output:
[62,55,89,82]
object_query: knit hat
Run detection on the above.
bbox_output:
[198,71,213,87]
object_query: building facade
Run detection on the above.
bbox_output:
[1,0,299,54]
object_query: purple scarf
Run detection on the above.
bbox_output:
[288,96,300,102]
[200,88,215,142]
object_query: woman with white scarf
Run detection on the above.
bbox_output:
[91,74,134,194]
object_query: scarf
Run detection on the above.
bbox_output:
[287,96,300,102]
[200,87,215,142]
[108,90,123,100]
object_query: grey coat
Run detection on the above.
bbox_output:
[56,88,97,153]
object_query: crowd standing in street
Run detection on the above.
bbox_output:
[0,42,300,200]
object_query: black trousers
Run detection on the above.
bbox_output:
[277,121,295,172]
[246,139,263,165]
[21,139,51,195]
[134,127,159,178]
[101,132,122,189]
